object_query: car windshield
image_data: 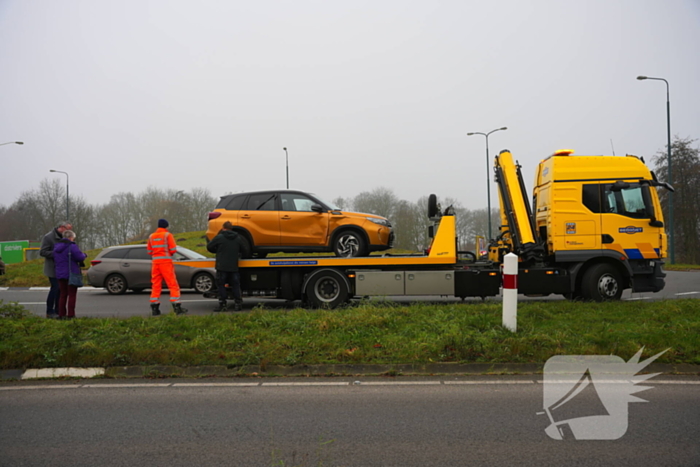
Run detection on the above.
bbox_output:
[310,194,340,210]
[176,246,206,259]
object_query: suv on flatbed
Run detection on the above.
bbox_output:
[206,190,394,257]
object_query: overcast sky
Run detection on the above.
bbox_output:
[1,0,699,212]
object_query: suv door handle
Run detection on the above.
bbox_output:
[281,215,291,220]
[241,214,251,219]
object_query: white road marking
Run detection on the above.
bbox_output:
[675,291,699,296]
[172,382,260,387]
[262,382,351,386]
[444,380,534,385]
[625,297,652,301]
[2,378,698,391]
[22,368,105,380]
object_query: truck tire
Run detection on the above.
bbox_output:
[304,269,350,308]
[581,263,623,301]
[428,194,438,218]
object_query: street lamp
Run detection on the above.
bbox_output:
[283,147,289,189]
[637,75,674,264]
[467,127,508,240]
[0,141,24,146]
[50,170,70,221]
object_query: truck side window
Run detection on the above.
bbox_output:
[602,183,650,219]
[582,184,601,213]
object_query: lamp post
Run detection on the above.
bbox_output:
[0,141,24,146]
[283,147,289,189]
[467,127,508,240]
[637,75,674,264]
[50,170,70,221]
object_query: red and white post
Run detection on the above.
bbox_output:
[502,253,518,332]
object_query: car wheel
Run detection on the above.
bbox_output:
[333,231,367,257]
[581,263,623,301]
[192,272,215,293]
[105,274,128,295]
[304,269,350,308]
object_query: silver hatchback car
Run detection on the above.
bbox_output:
[87,244,215,295]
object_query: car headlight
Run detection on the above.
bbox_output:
[367,217,391,227]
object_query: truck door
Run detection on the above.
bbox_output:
[600,182,661,259]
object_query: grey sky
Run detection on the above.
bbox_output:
[1,0,699,212]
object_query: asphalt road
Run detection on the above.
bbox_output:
[1,376,699,467]
[1,271,697,319]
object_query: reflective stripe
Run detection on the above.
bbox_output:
[149,299,159,303]
[149,232,174,259]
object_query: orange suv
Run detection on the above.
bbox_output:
[206,190,394,257]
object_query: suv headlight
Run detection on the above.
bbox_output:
[367,217,391,227]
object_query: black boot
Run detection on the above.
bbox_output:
[233,301,242,312]
[173,302,188,315]
[150,303,161,316]
[213,300,227,312]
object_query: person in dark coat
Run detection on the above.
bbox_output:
[40,221,72,319]
[53,230,87,319]
[206,221,249,312]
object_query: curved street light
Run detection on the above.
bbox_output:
[50,169,70,221]
[0,141,24,146]
[467,127,508,240]
[637,75,674,264]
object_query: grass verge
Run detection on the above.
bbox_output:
[1,299,698,370]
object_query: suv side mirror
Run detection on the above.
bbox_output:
[311,204,324,213]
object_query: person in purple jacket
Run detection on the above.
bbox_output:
[53,230,87,319]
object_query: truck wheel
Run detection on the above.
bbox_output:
[333,231,366,257]
[105,274,127,295]
[581,264,623,301]
[304,269,350,308]
[428,194,438,218]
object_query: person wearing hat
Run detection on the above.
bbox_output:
[146,219,187,316]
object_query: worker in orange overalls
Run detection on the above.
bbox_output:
[147,219,187,316]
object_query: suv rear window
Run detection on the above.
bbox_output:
[246,193,277,211]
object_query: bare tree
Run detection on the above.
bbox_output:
[652,136,700,264]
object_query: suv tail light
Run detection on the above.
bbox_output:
[90,260,102,266]
[208,212,222,220]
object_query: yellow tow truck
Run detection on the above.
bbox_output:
[186,149,670,306]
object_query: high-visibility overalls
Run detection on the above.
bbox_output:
[147,227,181,305]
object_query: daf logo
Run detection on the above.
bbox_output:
[619,226,643,234]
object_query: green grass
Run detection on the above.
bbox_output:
[1,299,698,370]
